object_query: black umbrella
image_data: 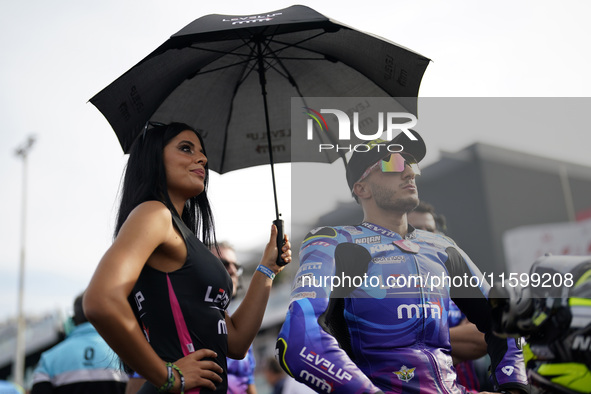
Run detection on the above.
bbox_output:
[90,5,430,260]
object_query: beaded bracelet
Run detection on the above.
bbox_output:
[257,264,276,280]
[170,363,185,394]
[157,363,174,392]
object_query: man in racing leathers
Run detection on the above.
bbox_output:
[276,131,529,393]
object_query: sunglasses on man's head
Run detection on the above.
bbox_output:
[358,152,421,183]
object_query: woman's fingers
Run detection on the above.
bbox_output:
[199,367,223,382]
[282,234,291,259]
[260,226,292,268]
[190,348,218,362]
[175,349,224,391]
[195,360,224,376]
[269,223,278,242]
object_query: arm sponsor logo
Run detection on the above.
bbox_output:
[290,291,317,302]
[300,370,332,393]
[299,346,353,390]
[304,227,338,242]
[297,262,323,274]
[302,240,333,251]
[309,241,331,247]
[343,226,363,235]
[294,273,315,290]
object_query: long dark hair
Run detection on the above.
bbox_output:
[115,122,216,246]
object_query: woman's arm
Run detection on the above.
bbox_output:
[225,225,291,358]
[84,201,222,391]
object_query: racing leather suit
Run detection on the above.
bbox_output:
[276,222,528,393]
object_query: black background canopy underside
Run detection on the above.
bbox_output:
[90,5,430,174]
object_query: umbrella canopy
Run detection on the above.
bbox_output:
[90,4,429,245]
[90,5,430,172]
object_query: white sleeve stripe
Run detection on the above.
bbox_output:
[49,369,129,387]
[31,372,51,385]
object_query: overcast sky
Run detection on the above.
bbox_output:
[1,0,590,321]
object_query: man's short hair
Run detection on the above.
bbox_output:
[216,241,235,252]
[413,201,436,215]
[413,201,448,233]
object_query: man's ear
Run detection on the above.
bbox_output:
[353,182,371,200]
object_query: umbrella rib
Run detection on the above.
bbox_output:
[266,56,328,61]
[268,51,349,167]
[190,55,326,79]
[254,31,305,81]
[190,58,254,76]
[260,58,289,81]
[266,31,329,56]
[230,34,268,85]
[270,30,327,50]
[263,34,345,65]
[271,44,336,60]
[250,27,326,68]
[188,42,254,59]
[187,31,332,78]
[236,61,259,86]
[185,41,257,77]
[232,34,278,87]
[184,28,348,171]
[219,47,259,173]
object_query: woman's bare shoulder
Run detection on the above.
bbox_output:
[133,200,171,215]
[121,201,173,232]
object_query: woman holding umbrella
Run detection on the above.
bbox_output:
[83,122,291,393]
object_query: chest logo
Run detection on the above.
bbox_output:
[204,286,230,310]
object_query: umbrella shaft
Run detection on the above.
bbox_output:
[256,40,281,221]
